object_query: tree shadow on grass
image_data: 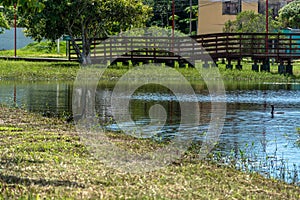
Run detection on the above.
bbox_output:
[0,173,85,188]
[0,158,44,165]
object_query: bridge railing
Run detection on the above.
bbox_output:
[69,36,206,63]
[68,32,300,63]
[192,33,300,60]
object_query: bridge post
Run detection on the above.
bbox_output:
[213,59,219,67]
[236,59,242,70]
[286,60,293,75]
[252,60,259,72]
[260,59,270,72]
[226,59,233,69]
[203,61,210,68]
[278,60,285,74]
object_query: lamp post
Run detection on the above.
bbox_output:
[172,0,175,51]
[172,0,175,38]
[14,3,17,57]
[266,0,268,54]
[265,0,270,71]
[189,0,192,35]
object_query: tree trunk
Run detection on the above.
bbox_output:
[81,22,92,65]
[67,26,83,63]
[81,52,91,65]
[67,21,93,65]
[70,38,83,63]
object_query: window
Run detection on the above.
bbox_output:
[222,0,241,15]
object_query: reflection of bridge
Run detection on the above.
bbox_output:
[69,33,300,75]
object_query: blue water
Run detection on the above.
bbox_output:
[1,81,300,183]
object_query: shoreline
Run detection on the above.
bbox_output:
[0,60,299,82]
[0,105,299,199]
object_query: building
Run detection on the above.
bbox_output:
[197,0,293,34]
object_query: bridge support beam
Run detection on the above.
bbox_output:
[286,60,293,75]
[203,61,210,68]
[213,59,218,67]
[236,60,242,70]
[278,61,285,74]
[226,60,233,69]
[252,60,259,72]
[260,59,270,72]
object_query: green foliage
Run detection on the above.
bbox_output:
[0,0,44,13]
[224,10,280,33]
[0,40,68,58]
[23,0,151,40]
[0,12,9,33]
[278,0,300,28]
[0,61,79,81]
[1,0,152,64]
[20,0,152,64]
[145,0,198,35]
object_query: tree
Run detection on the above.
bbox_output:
[0,12,9,34]
[278,0,300,29]
[145,0,198,35]
[0,0,151,64]
[0,0,44,13]
[223,10,280,33]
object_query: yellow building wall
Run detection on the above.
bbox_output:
[198,1,258,34]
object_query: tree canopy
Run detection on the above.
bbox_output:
[0,0,44,13]
[145,0,198,35]
[278,0,300,29]
[223,10,280,33]
[0,0,152,64]
[0,12,9,34]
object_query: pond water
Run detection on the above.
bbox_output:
[1,80,300,184]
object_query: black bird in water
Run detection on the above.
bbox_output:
[271,105,284,118]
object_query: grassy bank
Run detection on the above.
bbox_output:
[0,41,67,58]
[0,106,299,199]
[217,60,300,82]
[0,61,79,81]
[0,58,300,82]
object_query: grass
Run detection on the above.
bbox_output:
[1,41,300,198]
[0,60,79,81]
[216,59,300,82]
[0,41,68,58]
[0,105,299,199]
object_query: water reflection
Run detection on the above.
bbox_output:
[0,81,72,116]
[1,81,300,183]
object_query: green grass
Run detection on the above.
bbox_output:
[108,60,300,83]
[1,42,300,198]
[0,60,79,81]
[0,41,68,58]
[216,60,300,82]
[1,59,300,82]
[0,105,299,199]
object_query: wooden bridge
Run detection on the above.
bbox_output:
[68,32,300,75]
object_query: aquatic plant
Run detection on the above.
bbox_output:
[206,141,300,186]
